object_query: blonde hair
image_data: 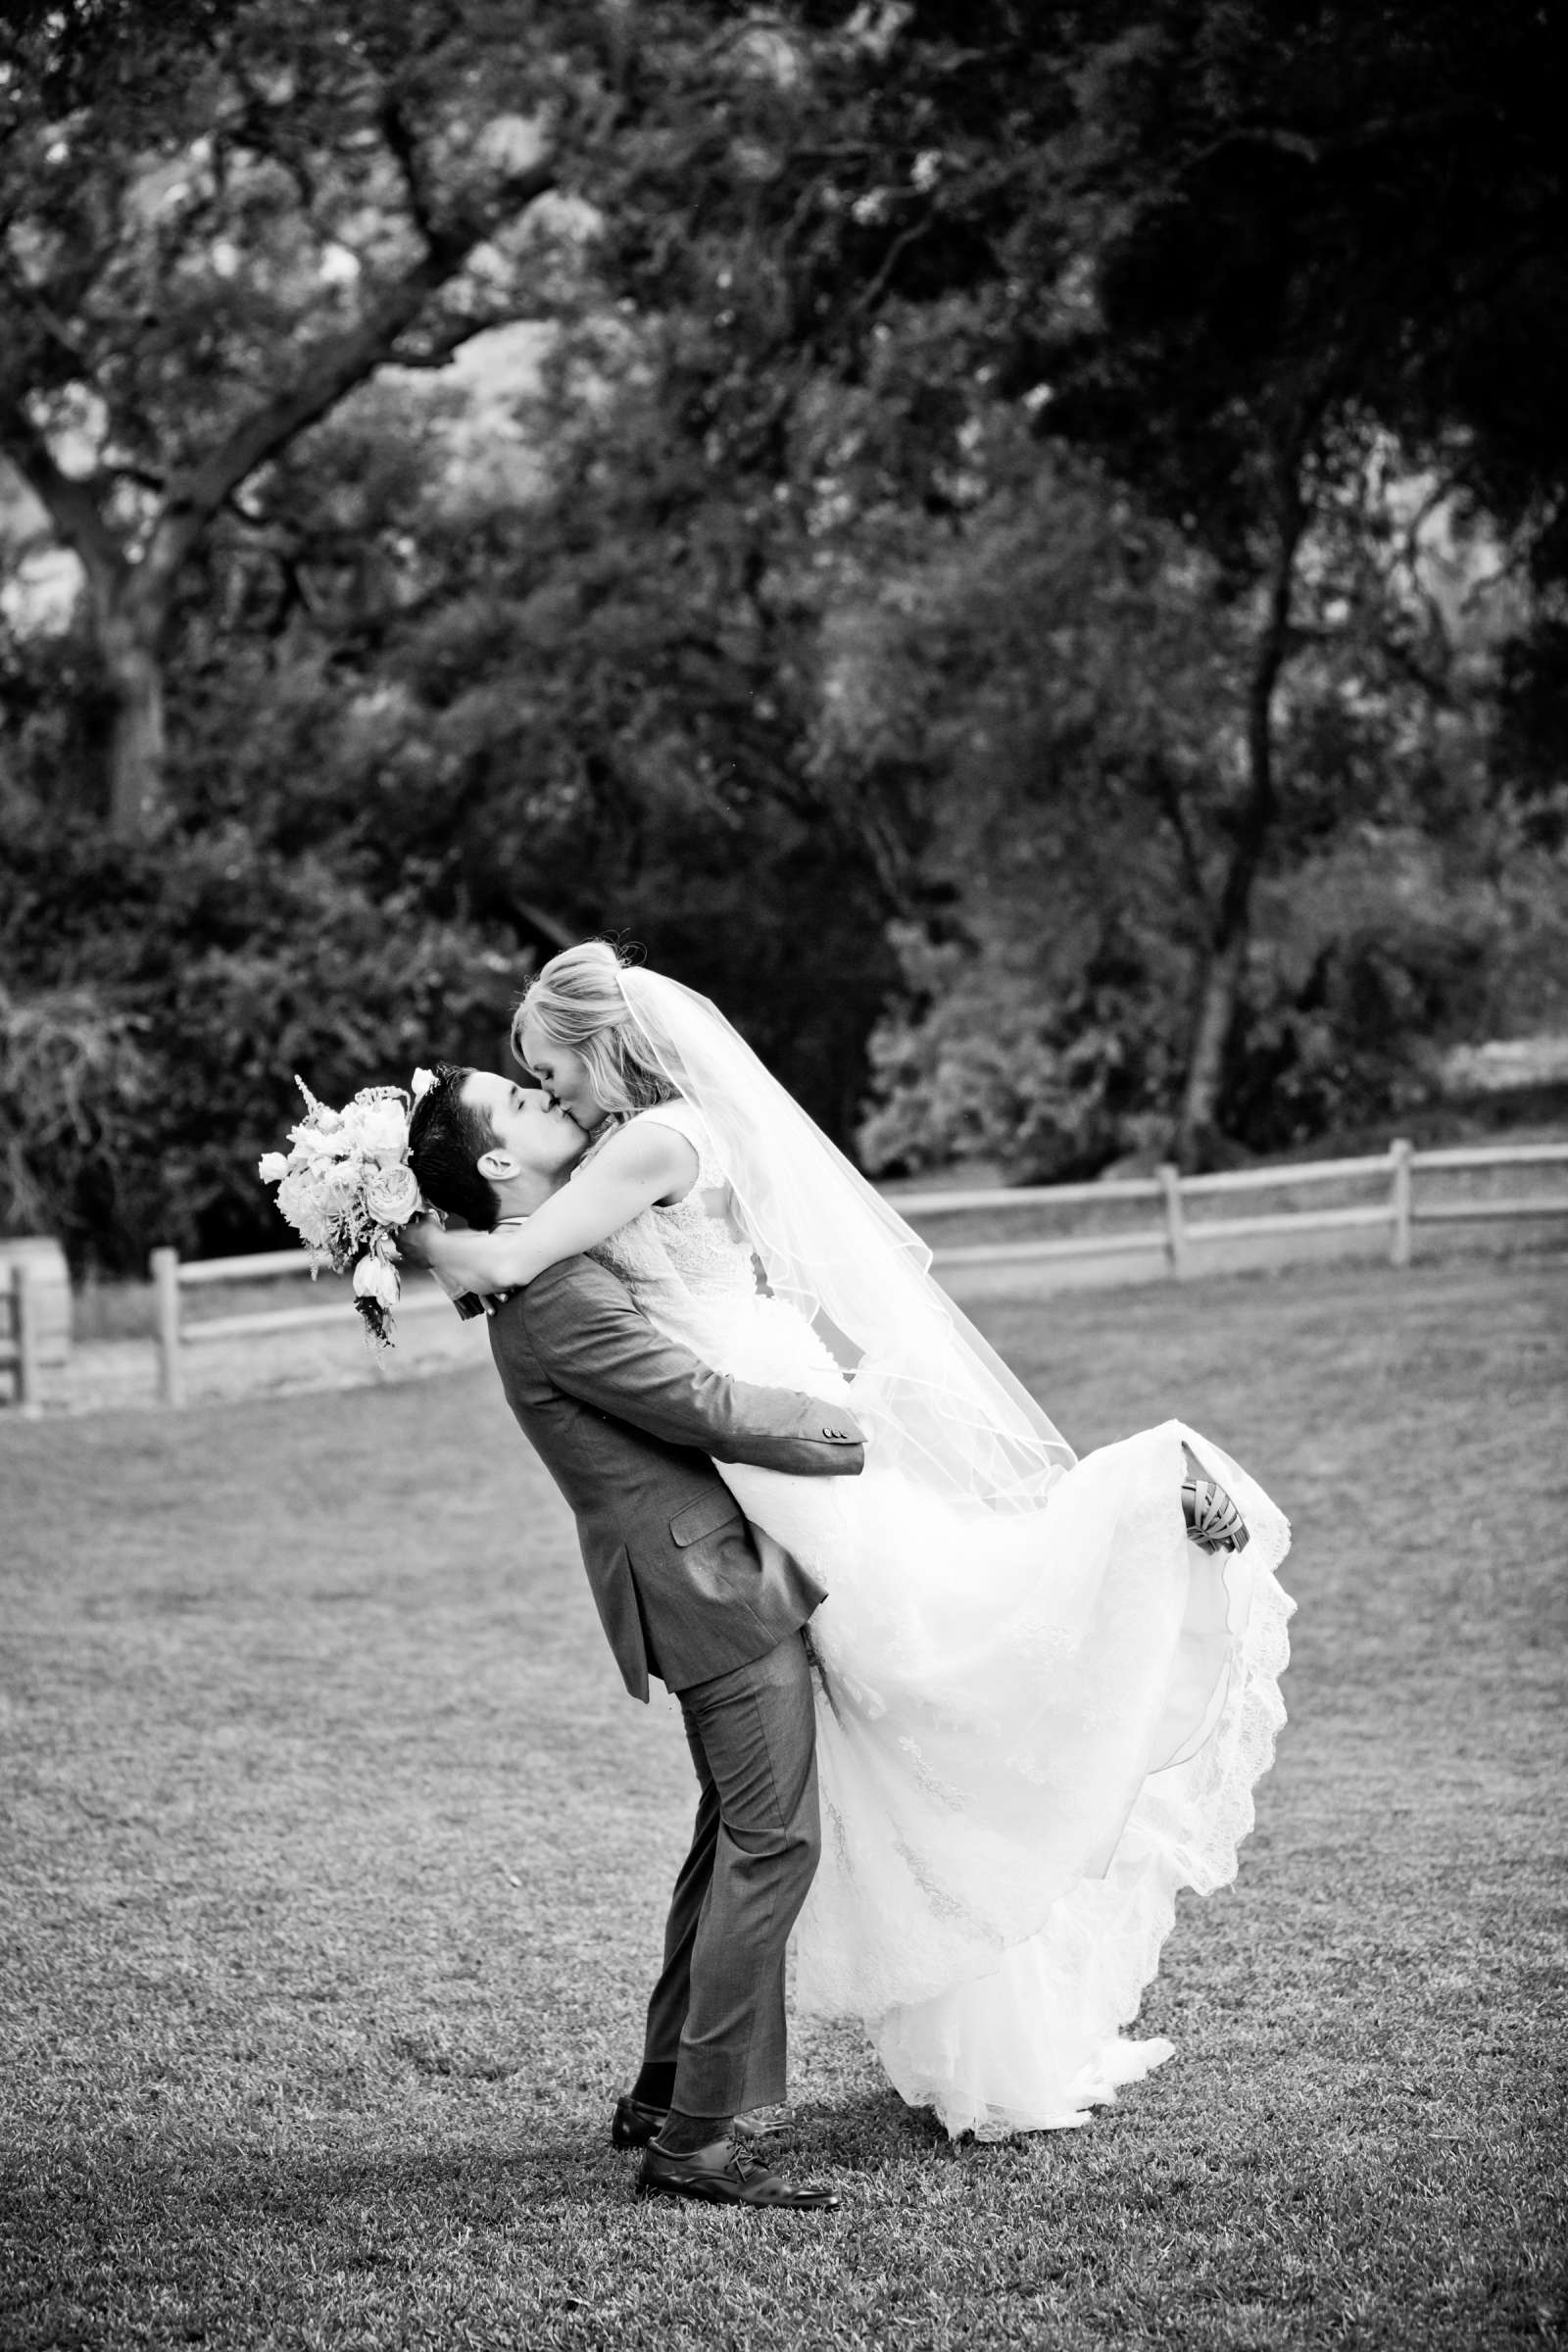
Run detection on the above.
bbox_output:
[514,940,678,1119]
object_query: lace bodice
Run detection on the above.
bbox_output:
[577,1100,760,1325]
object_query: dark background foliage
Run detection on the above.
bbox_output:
[2,0,1564,1267]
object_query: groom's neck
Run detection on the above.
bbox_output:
[487,1167,566,1223]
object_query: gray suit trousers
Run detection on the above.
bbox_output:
[643,1629,820,2120]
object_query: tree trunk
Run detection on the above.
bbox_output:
[92,582,172,838]
[101,611,168,837]
[1179,931,1247,1165]
[0,145,556,843]
[1174,465,1306,1169]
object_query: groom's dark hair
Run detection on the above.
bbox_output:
[408,1065,501,1232]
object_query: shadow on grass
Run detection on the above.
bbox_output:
[4,2090,934,2236]
[1,2096,952,2350]
[4,2127,615,2346]
[806,2084,950,2160]
[5,2123,619,2229]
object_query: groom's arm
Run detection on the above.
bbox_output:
[519,1258,865,1476]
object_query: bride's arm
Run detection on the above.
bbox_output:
[407,1123,698,1296]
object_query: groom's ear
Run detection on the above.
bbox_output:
[476,1148,519,1182]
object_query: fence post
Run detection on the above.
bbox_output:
[1390,1138,1413,1268]
[14,1264,41,1417]
[1158,1162,1190,1281]
[1,1264,15,1408]
[151,1247,183,1407]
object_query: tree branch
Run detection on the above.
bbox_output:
[848,211,936,320]
[0,398,124,592]
[1368,626,1457,710]
[139,156,558,609]
[107,461,168,495]
[1,279,90,371]
[1147,760,1213,920]
[507,894,577,951]
[378,92,437,244]
[220,49,319,212]
[1187,100,1500,174]
[381,311,510,368]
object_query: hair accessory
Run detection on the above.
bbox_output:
[411,1066,436,1102]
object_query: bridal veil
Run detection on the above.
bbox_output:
[615,963,1076,1508]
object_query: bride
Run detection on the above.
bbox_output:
[414,939,1292,2139]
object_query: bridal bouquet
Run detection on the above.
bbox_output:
[258,1074,429,1349]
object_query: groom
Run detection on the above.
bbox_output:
[405,1066,863,2211]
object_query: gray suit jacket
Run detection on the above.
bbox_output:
[487,1254,864,1700]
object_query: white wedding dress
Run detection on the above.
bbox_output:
[583,1092,1294,2140]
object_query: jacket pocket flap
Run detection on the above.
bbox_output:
[669,1493,744,1548]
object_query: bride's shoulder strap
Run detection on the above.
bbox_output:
[629,1096,707,1151]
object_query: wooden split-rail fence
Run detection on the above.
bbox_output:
[132,1135,1568,1410]
[0,1262,42,1416]
[892,1136,1568,1281]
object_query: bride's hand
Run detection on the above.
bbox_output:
[395,1212,439,1268]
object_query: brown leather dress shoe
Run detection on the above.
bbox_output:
[637,2134,839,2210]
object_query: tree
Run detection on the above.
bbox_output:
[846,455,1527,1177]
[594,0,1568,1160]
[282,309,913,1136]
[1062,7,1560,1152]
[7,0,1563,1269]
[0,0,606,836]
[972,0,1568,1157]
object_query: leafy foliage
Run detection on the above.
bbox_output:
[0,977,155,1258]
[2,1,1567,1262]
[0,813,518,1269]
[598,0,1568,1166]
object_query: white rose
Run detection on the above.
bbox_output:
[258,1152,291,1184]
[364,1160,421,1226]
[314,1159,360,1219]
[287,1121,343,1163]
[276,1167,336,1250]
[411,1066,436,1102]
[353,1253,401,1310]
[343,1096,408,1159]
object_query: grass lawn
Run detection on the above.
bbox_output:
[2,1256,1565,2351]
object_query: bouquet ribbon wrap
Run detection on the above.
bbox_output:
[423,1262,487,1322]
